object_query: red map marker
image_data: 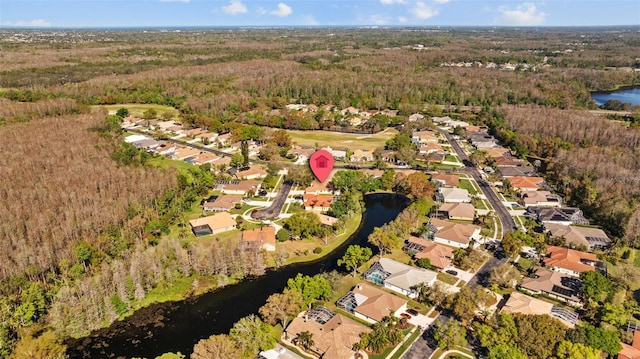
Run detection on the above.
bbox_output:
[309,150,334,182]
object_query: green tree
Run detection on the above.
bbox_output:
[115,107,129,118]
[600,303,630,327]
[155,353,185,359]
[192,334,240,359]
[142,108,158,120]
[567,325,622,356]
[241,140,249,166]
[501,231,525,258]
[15,283,47,326]
[416,258,435,270]
[286,273,332,306]
[433,320,467,350]
[381,170,396,191]
[399,172,435,199]
[338,245,373,277]
[489,263,522,288]
[514,314,567,359]
[284,212,325,240]
[259,289,303,329]
[270,129,291,147]
[487,343,527,359]
[230,152,245,168]
[555,340,601,359]
[332,170,366,193]
[228,315,274,357]
[276,228,290,242]
[580,271,613,303]
[367,226,399,256]
[11,331,66,359]
[285,165,313,187]
[295,331,314,351]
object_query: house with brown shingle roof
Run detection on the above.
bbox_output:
[285,308,371,359]
[189,152,219,165]
[241,226,276,252]
[493,155,526,167]
[544,223,611,250]
[508,176,545,192]
[411,130,438,145]
[235,165,268,180]
[404,237,454,270]
[521,190,562,208]
[542,245,597,277]
[189,212,236,237]
[316,213,339,227]
[220,180,262,195]
[619,331,640,359]
[304,179,334,195]
[439,203,475,221]
[337,283,408,324]
[431,173,460,187]
[482,147,511,158]
[203,194,243,212]
[429,218,481,249]
[172,146,201,161]
[501,292,577,327]
[520,267,582,306]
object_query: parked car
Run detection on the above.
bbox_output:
[406,309,419,316]
[446,269,458,276]
[400,313,412,320]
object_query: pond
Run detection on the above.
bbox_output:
[591,87,640,107]
[66,193,408,359]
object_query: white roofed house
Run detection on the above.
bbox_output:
[436,187,471,203]
[363,258,437,299]
[336,283,408,324]
[411,130,438,146]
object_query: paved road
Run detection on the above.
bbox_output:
[402,129,515,359]
[251,181,292,220]
[438,129,516,236]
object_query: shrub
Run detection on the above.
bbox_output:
[313,247,322,254]
[276,229,290,242]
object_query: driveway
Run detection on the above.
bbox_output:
[407,313,435,329]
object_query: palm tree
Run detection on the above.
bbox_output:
[296,331,314,351]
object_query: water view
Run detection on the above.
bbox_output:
[591,87,640,107]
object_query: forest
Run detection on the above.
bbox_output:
[1,26,640,358]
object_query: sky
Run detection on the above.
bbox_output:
[0,0,639,28]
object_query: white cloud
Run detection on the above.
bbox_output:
[433,0,450,3]
[370,15,390,25]
[497,2,546,26]
[2,19,51,27]
[222,0,247,15]
[412,2,439,20]
[304,15,319,25]
[159,0,190,3]
[398,16,408,23]
[257,6,267,15]
[270,3,292,17]
[380,0,406,4]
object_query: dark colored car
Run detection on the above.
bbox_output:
[446,269,458,276]
[406,309,419,316]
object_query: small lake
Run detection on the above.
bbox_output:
[591,87,640,107]
[66,193,407,359]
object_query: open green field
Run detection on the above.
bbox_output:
[93,103,179,118]
[286,127,398,151]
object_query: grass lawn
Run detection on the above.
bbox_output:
[445,154,460,163]
[146,155,194,174]
[283,211,362,265]
[389,329,422,359]
[286,127,398,151]
[437,272,458,285]
[458,179,478,195]
[94,103,179,118]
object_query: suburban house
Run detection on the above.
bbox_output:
[438,202,475,221]
[303,194,334,212]
[198,132,218,143]
[508,176,545,192]
[287,145,316,163]
[528,206,588,226]
[482,147,511,158]
[469,131,498,149]
[500,291,578,327]
[431,173,460,187]
[542,245,597,277]
[216,133,232,146]
[350,149,375,163]
[408,113,424,122]
[520,267,582,306]
[131,138,161,150]
[619,331,640,359]
[428,218,482,249]
[183,127,206,137]
[189,212,236,237]
[218,180,262,196]
[187,152,219,165]
[241,226,276,252]
[235,165,268,180]
[316,213,339,227]
[544,223,611,250]
[285,307,371,359]
[322,147,346,161]
[336,283,408,323]
[419,142,445,155]
[360,169,384,178]
[498,166,536,178]
[521,191,562,208]
[305,179,334,195]
[154,142,177,156]
[403,236,455,270]
[172,146,201,161]
[436,187,471,203]
[493,156,526,167]
[363,258,437,298]
[411,130,438,145]
[203,194,243,212]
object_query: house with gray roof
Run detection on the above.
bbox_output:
[363,258,437,298]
